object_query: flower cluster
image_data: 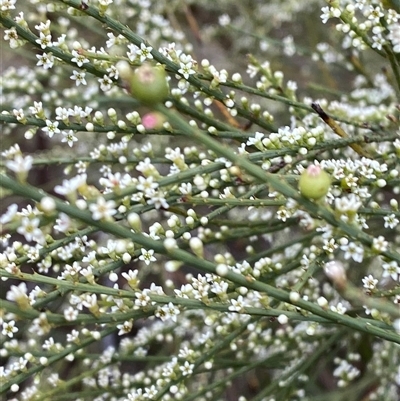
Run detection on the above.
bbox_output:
[1,1,400,401]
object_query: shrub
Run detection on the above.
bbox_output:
[1,1,400,400]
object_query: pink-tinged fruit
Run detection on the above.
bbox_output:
[142,112,166,130]
[299,164,331,200]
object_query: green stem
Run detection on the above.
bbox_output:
[1,174,399,343]
[0,326,116,394]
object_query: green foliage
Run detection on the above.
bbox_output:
[1,1,400,401]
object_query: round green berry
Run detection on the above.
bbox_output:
[130,63,169,106]
[299,165,331,200]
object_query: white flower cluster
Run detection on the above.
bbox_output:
[1,1,400,400]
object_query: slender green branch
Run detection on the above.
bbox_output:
[1,174,399,343]
[0,14,112,81]
[0,326,116,394]
[154,105,400,264]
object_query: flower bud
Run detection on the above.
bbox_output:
[324,260,347,290]
[189,237,204,258]
[299,164,331,200]
[128,212,142,231]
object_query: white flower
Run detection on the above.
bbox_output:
[4,26,20,48]
[320,6,341,24]
[36,52,55,70]
[6,282,28,303]
[340,242,364,263]
[17,217,45,243]
[6,155,33,175]
[330,302,347,315]
[0,0,16,11]
[64,307,78,321]
[29,101,44,118]
[70,70,87,86]
[0,203,18,224]
[323,238,338,254]
[155,302,180,322]
[139,248,156,265]
[136,43,153,62]
[34,20,51,33]
[135,290,151,307]
[145,189,169,209]
[228,295,247,312]
[333,359,360,385]
[36,31,52,49]
[2,320,18,338]
[383,213,399,229]
[70,49,89,67]
[218,14,231,26]
[117,319,133,336]
[362,275,378,290]
[335,194,362,214]
[61,130,78,147]
[372,236,388,253]
[53,33,66,47]
[136,175,158,194]
[98,74,113,91]
[54,174,87,197]
[89,197,117,220]
[122,269,140,288]
[387,23,400,52]
[178,61,195,79]
[246,132,265,149]
[382,260,400,281]
[42,120,60,138]
[55,107,71,122]
[179,361,195,376]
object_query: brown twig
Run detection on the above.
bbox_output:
[311,103,373,158]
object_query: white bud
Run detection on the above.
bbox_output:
[91,331,101,340]
[164,238,177,250]
[40,196,56,213]
[109,272,118,282]
[324,260,346,289]
[107,108,117,118]
[85,122,94,132]
[185,216,195,226]
[189,237,204,258]
[200,216,208,226]
[393,318,400,334]
[216,263,229,276]
[376,179,386,188]
[128,213,142,231]
[116,60,131,80]
[117,120,127,129]
[232,72,242,83]
[11,384,19,393]
[317,297,328,308]
[122,253,132,264]
[40,357,48,365]
[277,314,288,325]
[75,199,87,210]
[165,260,182,272]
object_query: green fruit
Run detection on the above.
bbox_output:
[299,165,331,200]
[130,63,169,106]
